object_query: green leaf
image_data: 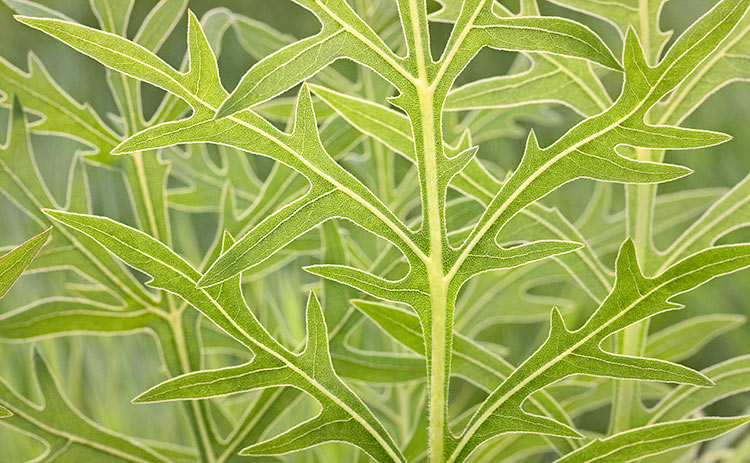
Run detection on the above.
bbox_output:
[42,210,405,463]
[548,0,672,61]
[231,11,351,91]
[0,96,157,307]
[310,84,613,302]
[461,12,622,72]
[645,314,746,362]
[644,355,750,425]
[452,239,584,284]
[438,1,614,120]
[445,53,611,117]
[2,0,72,21]
[16,12,426,286]
[0,349,174,462]
[17,11,225,108]
[0,52,121,164]
[449,240,750,462]
[134,0,189,52]
[660,171,750,270]
[90,0,134,36]
[447,0,745,283]
[653,11,750,124]
[0,298,157,341]
[553,417,750,463]
[0,226,51,298]
[216,0,413,117]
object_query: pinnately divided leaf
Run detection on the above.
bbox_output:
[217,0,620,118]
[2,0,750,462]
[448,240,750,462]
[0,349,175,462]
[42,210,405,463]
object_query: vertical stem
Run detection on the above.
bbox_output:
[168,308,216,462]
[428,266,449,463]
[418,73,450,463]
[402,1,453,459]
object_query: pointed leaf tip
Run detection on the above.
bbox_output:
[1,226,53,298]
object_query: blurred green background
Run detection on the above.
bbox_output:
[0,1,748,461]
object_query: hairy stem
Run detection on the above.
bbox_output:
[401,0,453,459]
[417,81,449,461]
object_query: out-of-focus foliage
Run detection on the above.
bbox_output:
[0,1,748,462]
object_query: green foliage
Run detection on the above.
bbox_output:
[0,226,50,419]
[0,0,749,462]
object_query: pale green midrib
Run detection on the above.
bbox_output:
[313,88,613,300]
[449,254,744,462]
[408,0,429,81]
[432,0,490,87]
[446,8,731,283]
[405,3,454,458]
[422,93,449,463]
[37,21,427,264]
[64,217,405,463]
[314,0,412,82]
